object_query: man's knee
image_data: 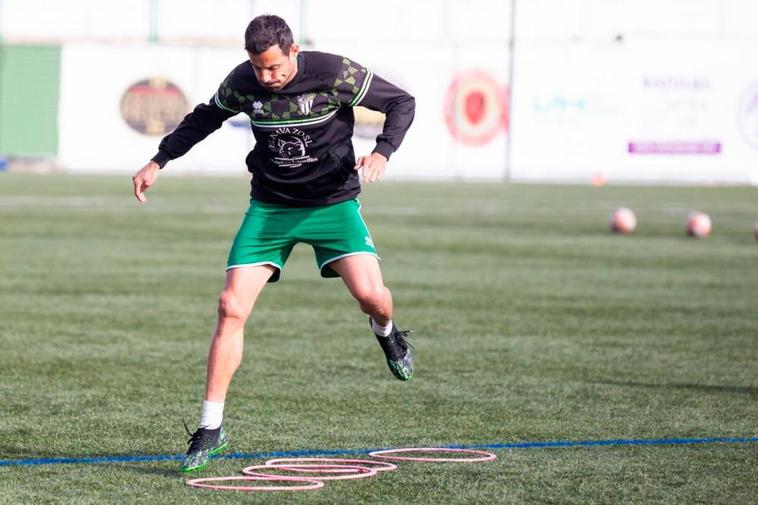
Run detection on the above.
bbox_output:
[217,290,251,321]
[354,285,389,312]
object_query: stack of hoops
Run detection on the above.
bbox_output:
[186,448,497,492]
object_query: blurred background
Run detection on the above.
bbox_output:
[0,0,757,183]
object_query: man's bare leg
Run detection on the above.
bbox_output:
[180,264,275,472]
[205,264,276,403]
[329,254,413,380]
[328,254,393,324]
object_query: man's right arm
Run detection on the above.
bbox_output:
[132,90,239,203]
[150,99,239,168]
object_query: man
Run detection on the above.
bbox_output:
[131,15,415,473]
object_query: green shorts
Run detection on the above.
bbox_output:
[227,198,378,282]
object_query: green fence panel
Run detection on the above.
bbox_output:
[0,44,61,157]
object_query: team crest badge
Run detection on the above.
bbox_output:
[296,93,316,115]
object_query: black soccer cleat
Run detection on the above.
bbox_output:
[180,423,229,473]
[371,318,414,381]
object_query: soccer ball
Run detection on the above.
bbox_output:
[686,212,712,238]
[610,207,637,234]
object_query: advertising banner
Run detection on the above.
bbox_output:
[58,43,253,174]
[58,41,512,180]
[510,39,758,184]
[335,42,510,180]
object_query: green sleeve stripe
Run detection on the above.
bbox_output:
[214,92,239,114]
[349,69,374,107]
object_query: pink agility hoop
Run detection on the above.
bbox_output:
[187,448,497,491]
[185,475,324,492]
[368,448,497,463]
[243,463,378,481]
[264,457,398,472]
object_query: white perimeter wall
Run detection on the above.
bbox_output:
[511,0,758,184]
[3,0,758,182]
[58,43,254,173]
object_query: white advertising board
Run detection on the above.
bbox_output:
[330,42,510,180]
[58,41,511,180]
[59,43,253,174]
[510,39,758,184]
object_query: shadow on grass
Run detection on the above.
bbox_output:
[0,445,204,481]
[0,445,183,466]
[117,463,184,479]
[0,445,63,460]
[591,379,757,396]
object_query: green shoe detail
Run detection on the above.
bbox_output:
[179,426,228,473]
[387,351,413,381]
[372,319,414,381]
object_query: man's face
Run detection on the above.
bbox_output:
[248,44,299,91]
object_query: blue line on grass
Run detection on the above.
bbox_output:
[1,435,755,468]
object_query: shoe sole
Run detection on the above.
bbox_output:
[179,441,229,473]
[389,364,413,381]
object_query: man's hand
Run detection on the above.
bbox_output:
[132,161,161,203]
[354,152,388,183]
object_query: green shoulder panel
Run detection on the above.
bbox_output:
[334,57,374,107]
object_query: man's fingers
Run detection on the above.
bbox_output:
[363,164,381,183]
[132,162,160,204]
[355,155,386,182]
[133,178,141,200]
[133,177,148,203]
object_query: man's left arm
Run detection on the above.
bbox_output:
[351,73,416,182]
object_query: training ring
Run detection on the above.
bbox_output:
[264,457,397,472]
[368,447,497,463]
[185,475,323,492]
[243,463,377,481]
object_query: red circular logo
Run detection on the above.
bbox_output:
[444,71,508,146]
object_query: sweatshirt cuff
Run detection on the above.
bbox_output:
[151,151,171,169]
[372,142,395,161]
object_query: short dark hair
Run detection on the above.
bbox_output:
[244,15,294,54]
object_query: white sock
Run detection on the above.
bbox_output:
[199,400,224,430]
[371,318,393,337]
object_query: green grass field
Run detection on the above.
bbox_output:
[0,173,756,504]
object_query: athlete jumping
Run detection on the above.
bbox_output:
[131,14,416,473]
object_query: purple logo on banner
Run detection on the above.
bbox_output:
[628,141,721,155]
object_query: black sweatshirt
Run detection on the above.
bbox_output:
[152,51,415,206]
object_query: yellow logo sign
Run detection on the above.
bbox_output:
[120,78,189,136]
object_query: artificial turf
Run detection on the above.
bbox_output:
[0,173,755,504]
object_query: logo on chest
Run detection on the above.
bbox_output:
[267,127,319,168]
[296,93,316,115]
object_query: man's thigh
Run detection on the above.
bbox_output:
[221,264,277,309]
[328,253,385,296]
[227,201,299,282]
